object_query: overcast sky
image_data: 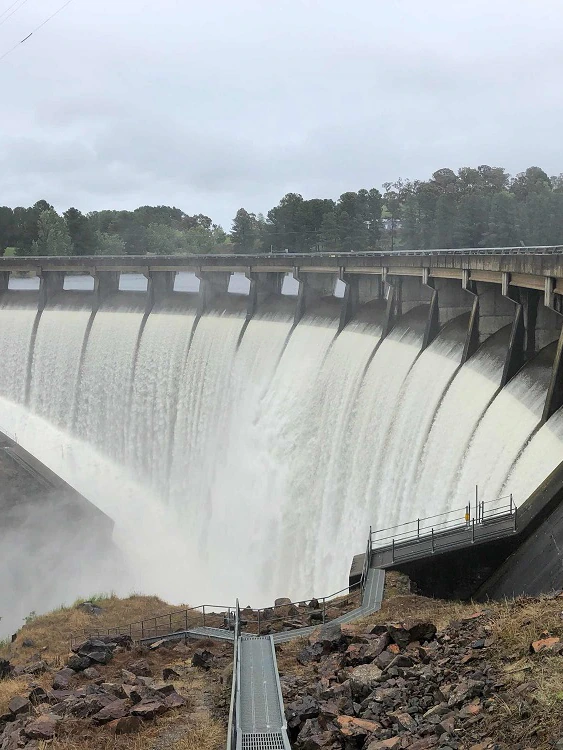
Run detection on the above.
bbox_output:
[1,0,562,227]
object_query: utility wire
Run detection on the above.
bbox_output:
[0,0,31,28]
[0,0,75,62]
[0,0,23,21]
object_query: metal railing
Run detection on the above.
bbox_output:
[70,602,236,647]
[371,494,517,562]
[226,601,241,750]
[71,529,374,646]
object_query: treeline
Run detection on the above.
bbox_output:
[1,165,563,257]
[231,166,563,253]
[0,202,227,256]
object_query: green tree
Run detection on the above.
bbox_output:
[432,194,457,248]
[95,231,126,255]
[231,208,260,252]
[482,192,520,247]
[454,194,490,248]
[64,207,96,256]
[32,210,73,256]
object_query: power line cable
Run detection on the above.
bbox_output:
[0,0,30,27]
[0,0,23,21]
[0,0,75,62]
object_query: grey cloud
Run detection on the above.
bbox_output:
[1,0,562,225]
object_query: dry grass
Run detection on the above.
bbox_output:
[482,594,563,746]
[353,593,483,632]
[0,594,187,665]
[0,676,29,714]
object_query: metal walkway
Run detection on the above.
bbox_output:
[237,635,289,750]
[229,566,385,750]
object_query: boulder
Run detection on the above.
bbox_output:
[275,598,292,607]
[91,699,129,725]
[192,649,214,670]
[67,655,92,672]
[350,662,383,686]
[24,714,58,740]
[336,715,381,738]
[76,601,104,616]
[52,668,75,690]
[121,669,137,685]
[388,710,417,732]
[28,687,49,706]
[8,697,31,717]
[286,695,320,731]
[164,692,187,709]
[130,698,167,719]
[162,667,181,681]
[0,660,13,680]
[530,636,560,653]
[309,623,343,653]
[82,667,101,680]
[126,659,152,677]
[23,661,48,676]
[110,715,142,734]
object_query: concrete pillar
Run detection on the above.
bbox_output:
[196,271,231,314]
[500,272,526,387]
[245,271,283,319]
[461,272,480,364]
[421,269,440,351]
[38,271,65,312]
[382,268,400,337]
[292,268,337,325]
[542,278,563,424]
[0,272,9,291]
[146,270,175,312]
[93,271,119,312]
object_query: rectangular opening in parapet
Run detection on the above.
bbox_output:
[334,279,345,298]
[228,273,250,295]
[174,272,200,293]
[63,275,94,291]
[8,275,39,290]
[118,273,148,291]
[282,273,299,296]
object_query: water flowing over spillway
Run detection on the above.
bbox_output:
[1,287,563,622]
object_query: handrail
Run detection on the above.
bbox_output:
[371,495,517,560]
[72,529,374,645]
[226,600,240,750]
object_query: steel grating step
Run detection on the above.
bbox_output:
[241,732,286,750]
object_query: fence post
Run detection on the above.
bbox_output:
[154,618,157,637]
[257,609,261,635]
[510,494,513,514]
[472,518,475,542]
[514,504,518,531]
[203,606,206,628]
[141,621,144,639]
[392,538,395,562]
[475,484,478,523]
[184,610,188,632]
[169,614,172,633]
[431,528,434,552]
[417,519,420,538]
[322,598,326,624]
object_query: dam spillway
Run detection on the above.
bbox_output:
[2,255,563,626]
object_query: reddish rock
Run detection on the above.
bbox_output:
[530,636,560,653]
[164,691,187,709]
[127,659,152,677]
[91,699,129,724]
[110,716,142,734]
[388,710,417,732]
[130,698,167,719]
[25,714,58,740]
[9,696,31,717]
[366,739,402,750]
[336,715,381,737]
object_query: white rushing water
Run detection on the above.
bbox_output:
[1,291,563,619]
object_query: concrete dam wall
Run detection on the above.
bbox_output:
[2,253,563,611]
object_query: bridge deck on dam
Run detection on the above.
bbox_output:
[371,513,518,569]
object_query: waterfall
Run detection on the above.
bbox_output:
[1,292,563,616]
